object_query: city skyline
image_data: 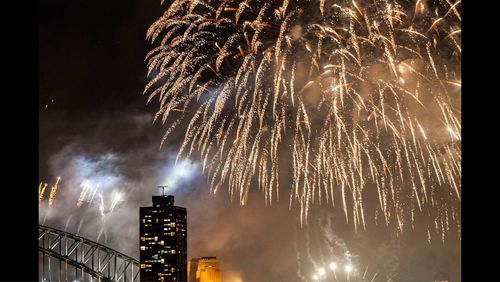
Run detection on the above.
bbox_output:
[39,0,461,281]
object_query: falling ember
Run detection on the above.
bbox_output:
[145,0,461,237]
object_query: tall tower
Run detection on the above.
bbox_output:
[140,192,187,281]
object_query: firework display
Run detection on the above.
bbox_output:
[39,177,61,207]
[144,0,461,237]
[39,176,125,218]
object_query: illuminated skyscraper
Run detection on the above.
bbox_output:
[140,194,187,281]
[187,257,222,282]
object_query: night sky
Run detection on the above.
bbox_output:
[39,0,461,281]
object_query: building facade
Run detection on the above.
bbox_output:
[140,195,187,281]
[187,257,222,282]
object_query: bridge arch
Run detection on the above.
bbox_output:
[39,225,140,282]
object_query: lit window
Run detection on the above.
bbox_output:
[140,246,146,250]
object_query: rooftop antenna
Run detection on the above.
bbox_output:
[158,185,168,196]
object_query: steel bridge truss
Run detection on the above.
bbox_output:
[39,225,140,282]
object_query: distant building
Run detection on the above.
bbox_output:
[188,257,222,282]
[140,195,187,281]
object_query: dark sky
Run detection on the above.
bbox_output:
[39,1,461,281]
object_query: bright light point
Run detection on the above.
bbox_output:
[317,268,326,276]
[312,274,318,280]
[329,262,337,270]
[447,126,460,140]
[344,264,353,273]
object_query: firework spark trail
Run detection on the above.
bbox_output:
[293,223,307,282]
[99,194,106,217]
[298,212,379,281]
[97,226,105,242]
[42,211,49,225]
[305,225,318,270]
[77,216,85,235]
[145,0,461,237]
[39,182,48,204]
[64,215,72,231]
[110,191,124,212]
[77,181,92,207]
[48,176,61,207]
